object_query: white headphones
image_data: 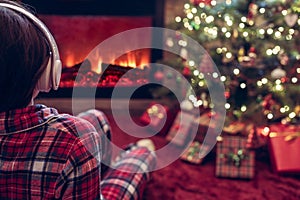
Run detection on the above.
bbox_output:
[0,2,62,92]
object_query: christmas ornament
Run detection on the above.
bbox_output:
[190,0,211,6]
[182,66,191,77]
[180,99,194,111]
[247,3,258,26]
[271,67,286,79]
[238,46,245,63]
[154,70,164,82]
[277,51,289,66]
[284,13,298,27]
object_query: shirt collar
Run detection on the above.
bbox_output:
[0,104,59,134]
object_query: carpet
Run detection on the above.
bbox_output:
[105,112,300,200]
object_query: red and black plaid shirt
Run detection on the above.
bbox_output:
[0,104,156,200]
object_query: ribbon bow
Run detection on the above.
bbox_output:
[147,105,164,119]
[284,132,300,142]
[222,148,247,168]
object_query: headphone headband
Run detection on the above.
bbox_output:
[0,2,62,91]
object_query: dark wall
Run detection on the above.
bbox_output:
[23,0,161,17]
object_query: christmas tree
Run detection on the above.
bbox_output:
[160,0,300,125]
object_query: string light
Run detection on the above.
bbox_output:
[206,15,215,23]
[184,3,190,9]
[257,80,263,87]
[175,16,181,23]
[289,112,296,119]
[258,29,265,35]
[193,69,200,76]
[225,103,231,109]
[211,0,217,6]
[212,72,219,78]
[187,13,194,19]
[225,0,232,5]
[291,77,298,83]
[241,16,247,22]
[267,28,274,35]
[198,73,204,79]
[191,8,197,14]
[259,8,266,14]
[240,83,246,89]
[280,107,286,113]
[225,32,231,38]
[261,127,270,136]
[261,78,268,84]
[281,9,288,16]
[286,35,293,40]
[266,49,273,56]
[177,0,300,124]
[242,32,249,37]
[241,105,247,112]
[275,84,283,91]
[267,113,274,119]
[278,27,284,32]
[233,68,240,75]
[220,76,226,82]
[226,52,233,59]
[289,29,295,34]
[274,31,281,39]
[198,81,205,87]
[199,3,205,8]
[284,106,290,112]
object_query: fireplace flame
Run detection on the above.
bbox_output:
[112,50,150,69]
[64,49,150,73]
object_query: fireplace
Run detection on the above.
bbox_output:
[24,0,165,98]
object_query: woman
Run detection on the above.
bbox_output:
[0,0,156,199]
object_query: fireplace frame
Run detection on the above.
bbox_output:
[24,0,166,99]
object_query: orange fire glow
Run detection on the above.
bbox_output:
[64,49,151,74]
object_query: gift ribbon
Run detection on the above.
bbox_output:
[221,148,247,168]
[269,131,300,142]
[284,132,300,142]
[186,142,200,161]
[147,105,164,119]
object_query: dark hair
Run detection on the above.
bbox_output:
[0,0,49,112]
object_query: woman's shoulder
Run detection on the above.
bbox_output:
[48,113,98,138]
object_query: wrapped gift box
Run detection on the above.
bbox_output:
[140,102,178,136]
[216,136,255,179]
[180,141,210,164]
[166,110,196,146]
[268,124,300,174]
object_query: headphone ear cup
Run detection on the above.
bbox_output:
[51,59,62,90]
[35,57,52,92]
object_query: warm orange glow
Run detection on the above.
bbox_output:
[112,50,150,69]
[91,58,103,74]
[64,49,150,72]
[65,55,75,67]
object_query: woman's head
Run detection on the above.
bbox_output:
[0,0,50,112]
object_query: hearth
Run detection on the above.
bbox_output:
[25,0,165,99]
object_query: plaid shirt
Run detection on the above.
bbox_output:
[0,104,156,200]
